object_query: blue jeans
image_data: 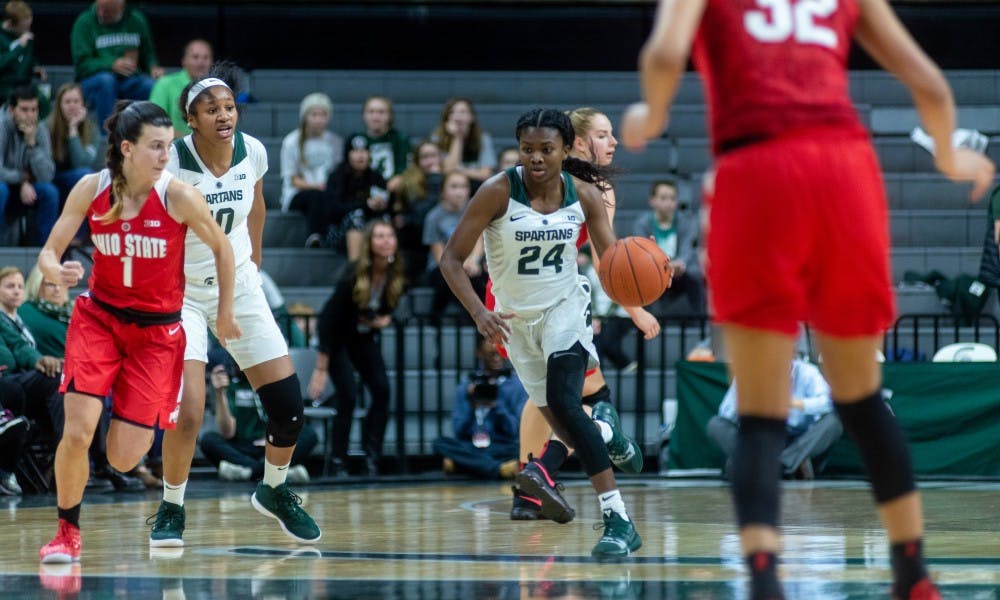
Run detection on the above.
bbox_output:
[54,167,92,206]
[79,71,155,131]
[0,181,59,245]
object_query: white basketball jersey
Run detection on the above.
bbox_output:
[485,166,585,314]
[168,131,267,282]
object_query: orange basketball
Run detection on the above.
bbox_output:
[597,237,672,307]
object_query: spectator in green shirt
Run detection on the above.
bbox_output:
[71,0,163,130]
[148,38,212,137]
[0,1,48,119]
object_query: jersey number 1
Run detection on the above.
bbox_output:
[745,0,838,49]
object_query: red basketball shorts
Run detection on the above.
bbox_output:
[705,127,895,337]
[61,295,185,429]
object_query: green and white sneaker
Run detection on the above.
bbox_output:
[591,510,642,559]
[147,501,185,547]
[593,401,644,474]
[251,482,321,543]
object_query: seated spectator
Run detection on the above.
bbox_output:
[422,171,486,318]
[0,406,28,495]
[351,95,410,193]
[0,266,61,441]
[433,335,526,479]
[497,146,519,172]
[199,351,316,484]
[430,97,497,189]
[706,358,843,480]
[392,140,442,285]
[0,1,47,119]
[308,221,407,477]
[0,85,57,244]
[71,0,163,129]
[279,92,343,245]
[148,38,212,137]
[18,265,71,358]
[326,134,389,259]
[48,83,97,208]
[632,179,705,316]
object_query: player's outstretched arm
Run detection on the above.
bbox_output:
[168,179,242,344]
[855,0,994,199]
[621,0,707,150]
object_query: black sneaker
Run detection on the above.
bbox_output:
[514,461,575,524]
[510,486,543,520]
[591,510,642,560]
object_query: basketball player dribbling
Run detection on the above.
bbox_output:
[509,107,662,521]
[441,108,642,559]
[38,100,240,564]
[621,0,995,598]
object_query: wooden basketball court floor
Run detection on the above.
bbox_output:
[0,478,997,599]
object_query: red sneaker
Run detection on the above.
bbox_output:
[894,578,941,600]
[39,519,81,564]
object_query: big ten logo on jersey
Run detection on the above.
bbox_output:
[745,0,838,49]
[233,173,246,181]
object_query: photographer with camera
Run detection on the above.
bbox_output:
[199,348,317,484]
[433,335,527,479]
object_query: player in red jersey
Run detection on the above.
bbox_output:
[37,100,240,565]
[622,1,993,599]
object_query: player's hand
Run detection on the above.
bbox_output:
[620,102,664,151]
[936,148,996,201]
[58,261,85,286]
[474,307,513,346]
[306,369,328,401]
[630,308,661,340]
[215,315,242,347]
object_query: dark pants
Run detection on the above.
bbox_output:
[594,316,634,369]
[706,413,844,476]
[651,271,706,316]
[6,370,61,438]
[80,71,155,132]
[199,426,319,478]
[432,436,518,479]
[289,189,331,238]
[327,334,391,460]
[425,266,487,322]
[0,181,59,245]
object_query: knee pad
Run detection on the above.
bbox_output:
[731,416,785,528]
[835,391,915,504]
[259,374,305,448]
[546,344,611,476]
[581,385,610,407]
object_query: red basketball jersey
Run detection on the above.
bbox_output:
[87,169,187,314]
[693,0,865,155]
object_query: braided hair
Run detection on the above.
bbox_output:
[514,108,613,191]
[100,100,172,224]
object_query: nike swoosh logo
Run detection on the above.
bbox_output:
[510,215,527,221]
[167,325,181,335]
[91,214,101,221]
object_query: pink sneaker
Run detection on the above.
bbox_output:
[39,519,81,564]
[894,578,941,600]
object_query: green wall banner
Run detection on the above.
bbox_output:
[670,361,1000,477]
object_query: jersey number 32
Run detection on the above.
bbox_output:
[745,0,838,49]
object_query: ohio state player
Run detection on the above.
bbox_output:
[37,100,240,565]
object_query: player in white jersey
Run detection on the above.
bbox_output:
[441,108,640,559]
[149,63,320,548]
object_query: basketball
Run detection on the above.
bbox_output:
[597,237,672,307]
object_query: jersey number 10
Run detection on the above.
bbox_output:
[745,0,838,49]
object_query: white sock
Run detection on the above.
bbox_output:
[163,479,187,506]
[263,459,289,488]
[595,419,613,444]
[598,489,629,521]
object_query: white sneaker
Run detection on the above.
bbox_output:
[0,471,21,496]
[217,460,252,482]
[286,465,310,485]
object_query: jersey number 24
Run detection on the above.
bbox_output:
[745,0,838,49]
